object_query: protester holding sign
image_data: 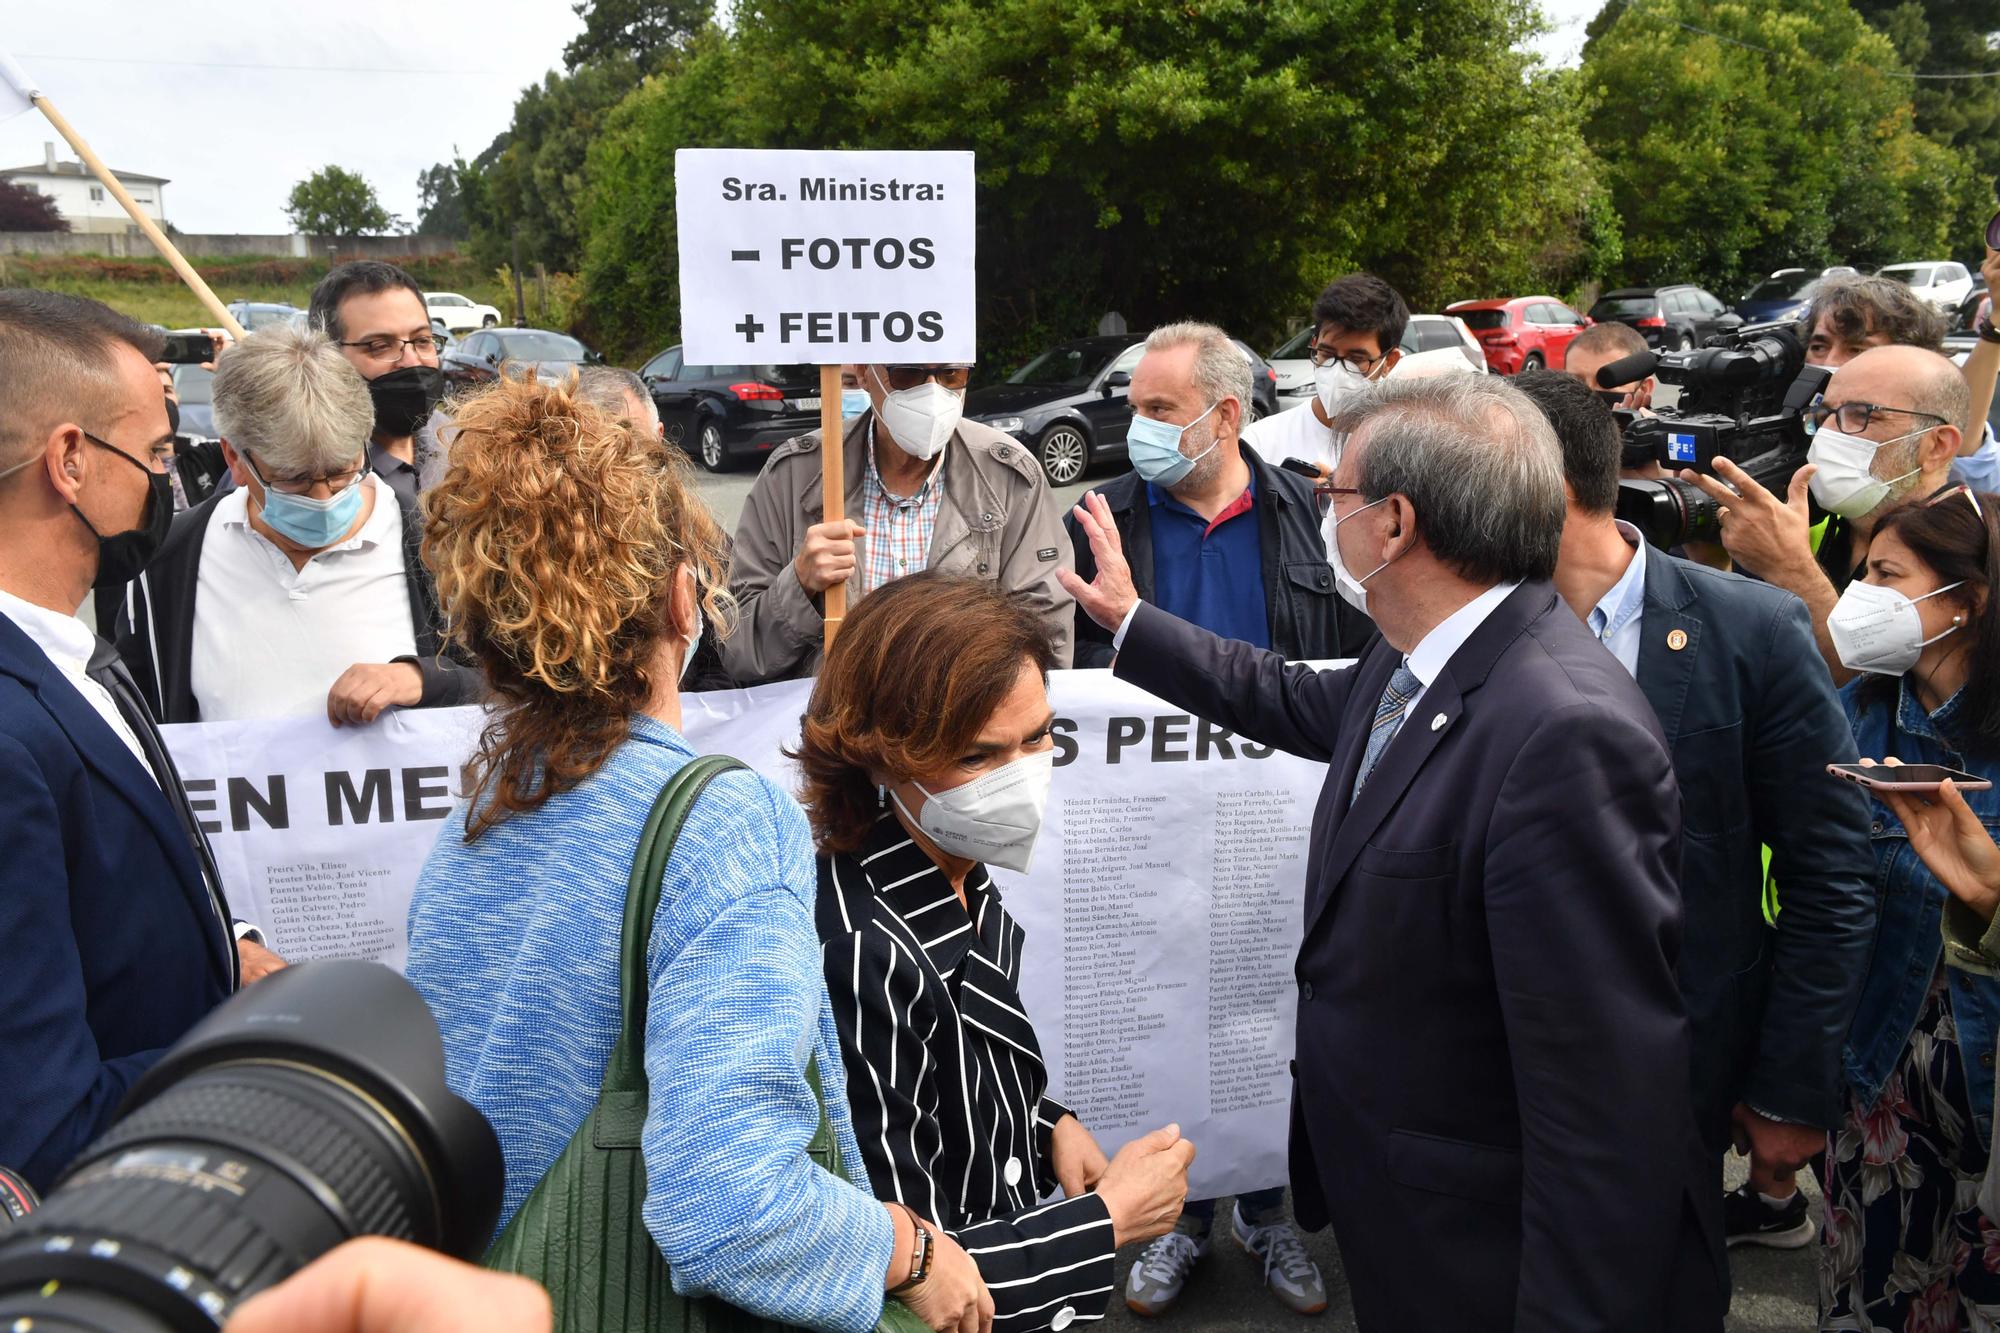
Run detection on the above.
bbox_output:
[405,376,986,1333]
[725,362,1075,682]
[1063,373,1725,1329]
[797,571,1194,1333]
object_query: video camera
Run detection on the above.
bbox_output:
[1599,320,1830,550]
[0,962,501,1331]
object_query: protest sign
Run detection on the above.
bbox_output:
[164,668,1330,1198]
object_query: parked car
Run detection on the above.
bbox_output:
[1877,261,1975,313]
[224,301,304,332]
[1733,269,1824,323]
[440,327,599,389]
[1587,285,1740,351]
[1444,297,1589,375]
[1270,313,1484,408]
[636,348,823,472]
[425,291,503,333]
[171,363,215,438]
[1233,339,1282,421]
[428,316,456,357]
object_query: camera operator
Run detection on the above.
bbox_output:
[1684,344,1968,683]
[0,290,279,1193]
[1566,322,1655,415]
[1515,371,1875,1250]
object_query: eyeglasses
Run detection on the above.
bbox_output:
[1806,400,1949,436]
[243,451,366,497]
[1924,482,1986,520]
[337,334,440,362]
[883,365,971,392]
[1307,345,1383,374]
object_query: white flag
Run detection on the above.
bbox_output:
[0,50,40,124]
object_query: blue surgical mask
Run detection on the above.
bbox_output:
[247,458,369,549]
[841,388,871,420]
[1128,400,1221,488]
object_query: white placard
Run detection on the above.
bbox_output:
[163,669,1329,1199]
[674,148,975,364]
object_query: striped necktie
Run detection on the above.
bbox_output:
[1352,663,1422,800]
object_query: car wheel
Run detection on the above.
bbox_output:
[1036,423,1089,486]
[698,419,733,473]
[1677,331,1694,352]
[482,316,498,329]
[1522,352,1545,372]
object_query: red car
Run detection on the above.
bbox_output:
[1444,297,1591,375]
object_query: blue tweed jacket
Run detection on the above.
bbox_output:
[406,717,894,1332]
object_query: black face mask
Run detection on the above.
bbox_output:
[367,365,445,439]
[75,433,172,589]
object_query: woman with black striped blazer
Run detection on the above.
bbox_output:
[795,572,1195,1333]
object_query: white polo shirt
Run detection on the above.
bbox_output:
[190,477,418,721]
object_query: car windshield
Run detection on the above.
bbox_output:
[1454,309,1510,330]
[1744,274,1815,301]
[1883,267,1933,287]
[1007,342,1123,387]
[1590,297,1657,318]
[1271,326,1314,359]
[173,365,213,404]
[497,332,588,361]
[242,306,296,329]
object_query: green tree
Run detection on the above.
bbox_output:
[1580,0,1974,296]
[284,165,396,237]
[577,0,1618,366]
[415,159,471,237]
[564,0,712,70]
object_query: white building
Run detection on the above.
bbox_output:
[0,142,167,234]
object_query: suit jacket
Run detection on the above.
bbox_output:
[0,615,234,1190]
[1117,584,1723,1332]
[110,483,479,723]
[1634,552,1876,1144]
[1063,450,1375,667]
[816,815,1116,1331]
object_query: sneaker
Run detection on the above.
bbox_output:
[1124,1226,1209,1317]
[1232,1203,1329,1315]
[1722,1181,1814,1249]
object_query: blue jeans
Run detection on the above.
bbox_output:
[1182,1187,1286,1232]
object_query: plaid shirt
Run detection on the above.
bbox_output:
[858,419,946,596]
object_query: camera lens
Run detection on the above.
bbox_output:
[0,962,501,1332]
[1615,477,1720,550]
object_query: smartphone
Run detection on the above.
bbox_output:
[1279,456,1324,480]
[158,331,217,365]
[1827,762,1993,793]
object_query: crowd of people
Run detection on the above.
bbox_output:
[5,246,2000,1332]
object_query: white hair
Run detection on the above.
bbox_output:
[1143,321,1254,418]
[211,323,373,477]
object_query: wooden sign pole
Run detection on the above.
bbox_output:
[819,364,846,648]
[31,94,245,340]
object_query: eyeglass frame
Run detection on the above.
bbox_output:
[241,449,368,498]
[1806,399,1950,437]
[336,334,441,362]
[1307,342,1387,374]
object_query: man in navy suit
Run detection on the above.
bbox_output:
[1061,374,1724,1330]
[1515,369,1875,1249]
[0,290,280,1191]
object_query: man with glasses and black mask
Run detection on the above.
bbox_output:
[0,290,281,1191]
[1682,344,1970,684]
[308,261,447,504]
[725,359,1074,683]
[111,323,477,724]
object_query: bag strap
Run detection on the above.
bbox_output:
[600,754,747,1094]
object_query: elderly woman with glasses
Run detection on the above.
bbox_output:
[107,322,478,724]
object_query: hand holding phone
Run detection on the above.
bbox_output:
[1279,456,1331,485]
[1827,761,1993,793]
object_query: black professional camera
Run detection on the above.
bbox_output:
[0,962,501,1332]
[1600,320,1831,550]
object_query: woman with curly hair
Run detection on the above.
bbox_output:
[794,571,1194,1333]
[403,375,987,1333]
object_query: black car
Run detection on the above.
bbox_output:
[963,335,1279,486]
[1587,284,1741,351]
[441,327,600,389]
[638,347,822,472]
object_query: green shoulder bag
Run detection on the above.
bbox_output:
[484,755,927,1332]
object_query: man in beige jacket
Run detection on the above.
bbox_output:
[724,362,1075,683]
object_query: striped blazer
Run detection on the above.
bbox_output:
[818,813,1117,1331]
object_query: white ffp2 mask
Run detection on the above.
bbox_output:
[873,369,964,461]
[1827,578,1964,676]
[893,750,1055,874]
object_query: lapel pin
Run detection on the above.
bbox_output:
[1667,628,1689,652]
[1431,713,1448,731]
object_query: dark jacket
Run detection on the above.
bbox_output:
[1116,586,1724,1332]
[1635,552,1875,1143]
[112,484,479,723]
[1065,450,1372,667]
[0,615,234,1190]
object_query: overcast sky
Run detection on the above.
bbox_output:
[0,0,1604,236]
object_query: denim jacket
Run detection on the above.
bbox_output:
[1842,678,2000,1144]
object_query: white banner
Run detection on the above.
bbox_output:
[163,670,1326,1199]
[0,51,41,124]
[674,148,976,364]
